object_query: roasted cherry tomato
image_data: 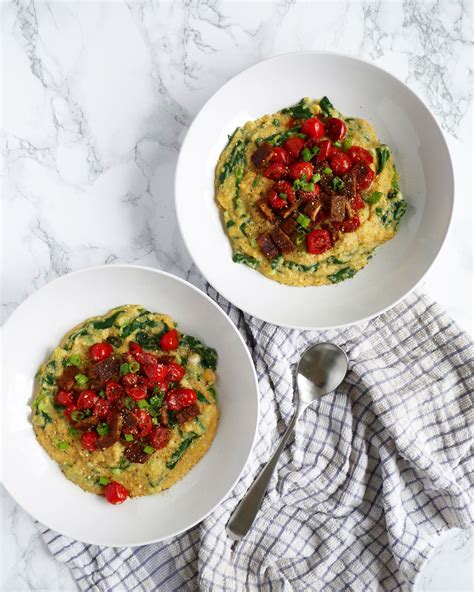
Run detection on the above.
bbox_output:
[103,481,129,505]
[301,116,325,139]
[89,342,113,362]
[283,137,305,160]
[334,215,361,233]
[307,229,333,255]
[92,398,110,418]
[352,161,375,190]
[297,183,321,203]
[330,152,352,176]
[347,146,373,165]
[126,386,148,401]
[81,431,98,452]
[76,389,99,410]
[165,388,197,411]
[316,139,333,163]
[129,341,143,354]
[351,195,365,210]
[268,190,287,210]
[273,180,296,203]
[134,408,153,437]
[105,381,124,402]
[263,162,288,180]
[325,117,347,142]
[271,147,290,165]
[289,161,314,181]
[160,329,179,352]
[56,390,74,407]
[166,362,186,383]
[121,373,138,388]
[150,426,171,450]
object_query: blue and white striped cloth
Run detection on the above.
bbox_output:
[38,283,473,591]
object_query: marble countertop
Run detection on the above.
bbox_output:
[2,1,472,590]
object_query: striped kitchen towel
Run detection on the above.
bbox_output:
[38,280,473,592]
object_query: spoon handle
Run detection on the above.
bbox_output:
[226,411,299,541]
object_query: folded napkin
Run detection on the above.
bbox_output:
[38,277,473,592]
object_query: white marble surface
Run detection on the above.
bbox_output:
[1,0,472,590]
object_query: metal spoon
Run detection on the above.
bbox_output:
[226,342,349,541]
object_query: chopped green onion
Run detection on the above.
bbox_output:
[152,417,159,425]
[226,220,235,228]
[70,410,85,422]
[69,427,79,437]
[272,118,280,126]
[301,147,312,161]
[98,390,106,399]
[130,361,140,373]
[296,213,311,229]
[124,434,134,442]
[97,423,109,436]
[323,167,332,175]
[110,468,121,475]
[143,445,155,455]
[120,363,130,375]
[137,399,149,409]
[364,191,383,205]
[278,192,288,200]
[375,145,390,174]
[311,173,321,183]
[343,137,352,151]
[75,373,88,386]
[319,96,333,116]
[124,397,135,410]
[333,141,342,148]
[98,476,110,486]
[56,441,69,450]
[84,409,92,417]
[332,177,344,191]
[68,354,81,367]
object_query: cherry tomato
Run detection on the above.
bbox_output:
[347,146,373,165]
[105,381,124,402]
[150,426,171,450]
[166,362,185,383]
[325,117,347,141]
[272,180,296,204]
[283,137,305,159]
[126,386,148,401]
[289,161,314,181]
[165,388,197,411]
[129,341,143,355]
[103,481,129,505]
[263,162,288,180]
[142,360,168,383]
[301,117,325,139]
[330,152,352,176]
[64,404,77,421]
[268,190,287,210]
[134,408,153,437]
[56,390,74,407]
[297,184,321,203]
[333,215,361,233]
[316,139,333,163]
[307,229,333,255]
[81,431,98,452]
[271,147,290,165]
[351,195,365,210]
[160,329,179,352]
[352,161,375,190]
[76,389,99,410]
[92,398,110,418]
[121,373,138,388]
[89,342,113,362]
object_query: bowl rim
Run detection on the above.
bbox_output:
[175,49,455,330]
[1,263,260,547]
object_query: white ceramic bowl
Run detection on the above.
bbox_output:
[176,51,454,328]
[1,265,259,546]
